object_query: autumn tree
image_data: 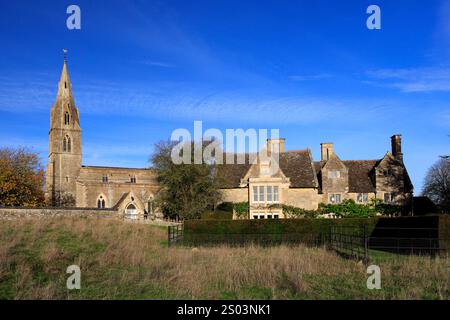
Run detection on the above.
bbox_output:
[0,147,45,207]
[422,158,450,213]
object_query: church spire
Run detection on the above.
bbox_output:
[57,49,73,99]
[51,49,79,127]
[46,50,82,206]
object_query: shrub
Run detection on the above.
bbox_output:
[282,205,319,218]
[217,202,234,212]
[233,202,249,219]
[318,199,403,218]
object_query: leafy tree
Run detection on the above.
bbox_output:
[0,147,45,207]
[150,140,224,220]
[422,158,450,213]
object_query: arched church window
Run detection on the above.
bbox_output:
[64,112,70,125]
[63,136,72,152]
[63,135,71,152]
[97,195,106,209]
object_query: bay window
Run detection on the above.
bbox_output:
[251,185,280,204]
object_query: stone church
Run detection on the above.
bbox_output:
[45,57,160,219]
[45,56,413,219]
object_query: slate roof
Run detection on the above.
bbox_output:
[219,150,318,188]
[314,159,379,192]
[278,150,318,188]
[217,150,413,193]
[343,160,378,193]
[217,153,253,188]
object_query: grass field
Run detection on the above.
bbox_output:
[0,217,448,300]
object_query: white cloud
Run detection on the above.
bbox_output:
[141,60,175,68]
[366,67,450,92]
[288,74,333,81]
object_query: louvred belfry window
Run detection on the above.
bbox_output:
[64,112,70,125]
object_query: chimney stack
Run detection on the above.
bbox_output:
[391,134,403,161]
[321,143,333,161]
[267,138,285,154]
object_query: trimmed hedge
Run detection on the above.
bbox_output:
[185,218,379,234]
[438,215,450,253]
[200,210,233,220]
[183,215,449,255]
[183,218,379,246]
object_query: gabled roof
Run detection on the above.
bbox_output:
[217,154,253,188]
[402,169,414,193]
[278,150,318,188]
[113,192,130,209]
[219,150,318,188]
[374,153,414,193]
[315,159,379,193]
[343,160,378,193]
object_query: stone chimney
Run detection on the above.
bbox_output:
[267,138,285,154]
[321,142,333,161]
[391,134,403,161]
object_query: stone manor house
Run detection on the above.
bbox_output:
[46,57,414,220]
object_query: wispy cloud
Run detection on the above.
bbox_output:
[0,78,54,112]
[366,67,450,92]
[70,81,399,125]
[288,73,333,81]
[140,60,175,68]
[0,74,420,127]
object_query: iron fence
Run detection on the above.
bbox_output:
[167,223,448,260]
[367,227,443,255]
[329,226,368,261]
[168,223,184,247]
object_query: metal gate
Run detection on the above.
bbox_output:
[168,223,184,247]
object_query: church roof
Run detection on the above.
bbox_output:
[82,165,151,171]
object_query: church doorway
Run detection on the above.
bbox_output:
[125,204,138,220]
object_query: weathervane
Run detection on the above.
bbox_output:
[63,49,68,62]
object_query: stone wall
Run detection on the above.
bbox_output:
[0,206,118,220]
[220,188,248,203]
[76,166,159,209]
[284,188,321,210]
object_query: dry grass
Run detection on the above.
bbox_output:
[0,217,448,300]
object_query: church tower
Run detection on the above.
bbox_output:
[46,51,82,206]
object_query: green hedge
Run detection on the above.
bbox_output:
[200,210,233,220]
[183,216,449,256]
[183,218,379,246]
[185,218,379,234]
[439,215,450,253]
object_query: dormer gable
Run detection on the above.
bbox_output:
[320,153,349,193]
[374,152,413,193]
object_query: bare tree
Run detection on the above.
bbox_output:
[422,158,450,213]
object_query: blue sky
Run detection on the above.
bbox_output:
[0,0,449,192]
